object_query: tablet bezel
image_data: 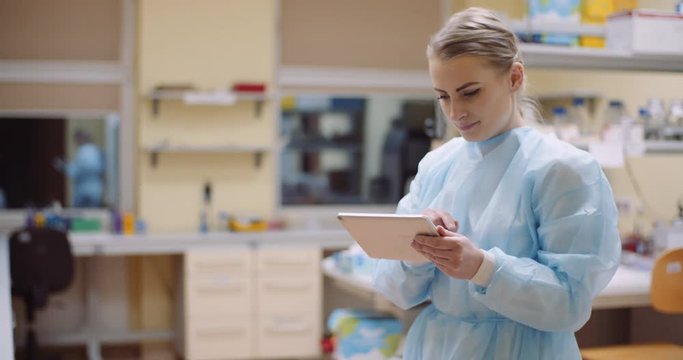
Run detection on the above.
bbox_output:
[337,212,438,262]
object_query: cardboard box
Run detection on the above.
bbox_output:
[607,10,683,55]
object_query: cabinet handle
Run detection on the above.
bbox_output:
[196,283,244,293]
[263,258,311,266]
[195,260,245,270]
[267,322,311,334]
[196,326,244,337]
[264,280,311,291]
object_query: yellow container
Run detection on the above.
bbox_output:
[229,218,268,232]
[123,212,135,235]
[580,0,613,48]
[281,96,296,112]
[579,0,639,48]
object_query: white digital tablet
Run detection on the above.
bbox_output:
[337,212,439,262]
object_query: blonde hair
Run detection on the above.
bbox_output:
[427,7,539,123]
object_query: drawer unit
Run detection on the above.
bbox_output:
[255,247,322,358]
[180,246,323,360]
[180,248,254,360]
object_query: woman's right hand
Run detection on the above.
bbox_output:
[422,208,459,232]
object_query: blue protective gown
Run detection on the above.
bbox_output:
[373,127,621,359]
[66,143,104,207]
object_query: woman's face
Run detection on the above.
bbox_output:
[429,55,524,142]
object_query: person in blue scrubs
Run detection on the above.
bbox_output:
[372,8,621,359]
[54,129,104,208]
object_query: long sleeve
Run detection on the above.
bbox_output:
[372,154,437,310]
[469,162,621,332]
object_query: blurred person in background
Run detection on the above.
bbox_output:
[54,129,104,207]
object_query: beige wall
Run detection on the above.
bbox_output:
[281,0,442,70]
[0,0,121,60]
[0,83,119,110]
[136,0,277,232]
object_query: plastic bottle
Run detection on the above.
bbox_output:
[639,107,659,140]
[646,98,667,129]
[652,220,668,257]
[199,182,213,233]
[111,208,123,234]
[570,98,592,135]
[669,99,683,126]
[123,212,135,235]
[551,106,579,142]
[603,100,625,126]
[552,106,570,126]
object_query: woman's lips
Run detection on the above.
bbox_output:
[456,121,480,132]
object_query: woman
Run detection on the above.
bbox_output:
[373,7,621,359]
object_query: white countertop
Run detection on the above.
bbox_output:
[69,229,355,256]
[322,258,651,310]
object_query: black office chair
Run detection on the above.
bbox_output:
[10,227,74,360]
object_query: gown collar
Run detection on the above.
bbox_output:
[466,126,531,158]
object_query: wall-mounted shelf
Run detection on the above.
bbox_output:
[519,43,683,72]
[285,140,362,153]
[508,20,605,37]
[144,142,271,168]
[533,90,602,101]
[571,140,683,154]
[147,87,268,117]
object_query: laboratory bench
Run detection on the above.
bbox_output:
[321,254,683,349]
[0,229,355,360]
[1,230,678,359]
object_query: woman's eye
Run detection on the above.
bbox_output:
[436,94,449,100]
[463,89,480,97]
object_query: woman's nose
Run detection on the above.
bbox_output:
[446,102,465,121]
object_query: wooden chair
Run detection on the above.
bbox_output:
[581,247,683,360]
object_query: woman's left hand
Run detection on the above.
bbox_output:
[411,226,484,280]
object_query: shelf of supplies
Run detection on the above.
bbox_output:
[147,87,268,117]
[519,43,683,72]
[144,143,271,168]
[508,20,605,37]
[571,140,683,154]
[533,90,602,101]
[285,140,362,152]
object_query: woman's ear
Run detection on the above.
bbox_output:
[509,62,524,92]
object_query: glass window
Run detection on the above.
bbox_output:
[280,94,444,205]
[0,114,119,210]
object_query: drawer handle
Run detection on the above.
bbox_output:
[195,260,245,270]
[265,281,311,291]
[196,327,244,337]
[267,323,311,334]
[196,283,244,292]
[263,258,311,266]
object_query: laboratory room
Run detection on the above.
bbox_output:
[2,0,683,359]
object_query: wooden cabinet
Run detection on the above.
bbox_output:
[255,246,322,358]
[178,246,322,360]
